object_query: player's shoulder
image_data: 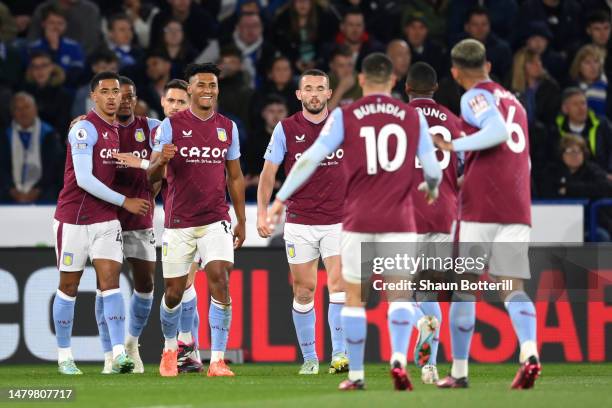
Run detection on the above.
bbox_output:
[70,119,97,140]
[212,111,234,128]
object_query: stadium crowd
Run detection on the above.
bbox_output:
[1,0,612,238]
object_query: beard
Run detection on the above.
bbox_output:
[117,113,132,122]
[303,100,326,114]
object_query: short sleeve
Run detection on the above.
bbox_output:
[68,120,98,156]
[263,122,287,165]
[152,118,173,152]
[146,117,162,149]
[226,121,241,160]
[460,88,499,129]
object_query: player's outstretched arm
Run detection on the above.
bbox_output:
[226,158,246,249]
[257,160,280,238]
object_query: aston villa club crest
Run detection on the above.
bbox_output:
[62,252,74,266]
[217,128,227,142]
[287,243,296,258]
[135,128,145,142]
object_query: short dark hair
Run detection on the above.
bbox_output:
[41,4,66,22]
[561,86,585,103]
[119,75,136,89]
[267,54,290,73]
[164,78,188,93]
[406,62,437,93]
[90,71,120,92]
[89,49,119,65]
[451,39,486,69]
[219,45,243,60]
[184,63,221,82]
[361,52,393,84]
[262,94,288,109]
[238,11,261,23]
[29,49,52,62]
[587,10,611,26]
[343,7,364,21]
[466,6,489,23]
[330,44,353,61]
[107,13,131,31]
[299,69,329,86]
[146,49,171,62]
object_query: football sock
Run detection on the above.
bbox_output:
[449,293,475,378]
[160,295,182,351]
[102,289,126,358]
[342,306,366,381]
[209,297,231,362]
[388,301,416,367]
[53,290,75,362]
[504,291,538,363]
[292,299,317,362]
[178,285,197,344]
[328,292,345,356]
[128,289,153,339]
[95,290,112,353]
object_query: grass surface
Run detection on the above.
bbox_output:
[0,363,610,408]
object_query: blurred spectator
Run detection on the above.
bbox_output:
[150,0,218,56]
[272,0,337,74]
[402,16,448,79]
[584,10,611,51]
[28,4,85,87]
[523,21,567,85]
[138,51,171,118]
[0,27,23,87]
[398,0,448,47]
[323,8,384,71]
[21,51,72,137]
[28,0,102,56]
[217,46,254,130]
[456,6,512,80]
[0,2,17,42]
[134,98,151,118]
[518,0,583,54]
[251,55,301,126]
[225,12,277,88]
[327,45,361,110]
[386,39,411,102]
[6,0,38,39]
[71,50,119,117]
[101,0,160,49]
[105,13,142,70]
[156,18,198,79]
[510,47,561,125]
[331,0,399,43]
[433,75,462,115]
[0,92,63,203]
[569,45,608,118]
[553,87,612,173]
[537,135,612,240]
[218,0,264,45]
[447,0,517,45]
[244,94,288,198]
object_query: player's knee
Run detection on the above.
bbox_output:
[58,282,79,297]
[293,286,314,304]
[164,286,184,308]
[327,275,344,294]
[134,276,154,294]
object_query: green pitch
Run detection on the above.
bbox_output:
[1,363,610,408]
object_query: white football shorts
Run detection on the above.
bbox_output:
[283,222,341,264]
[53,219,123,272]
